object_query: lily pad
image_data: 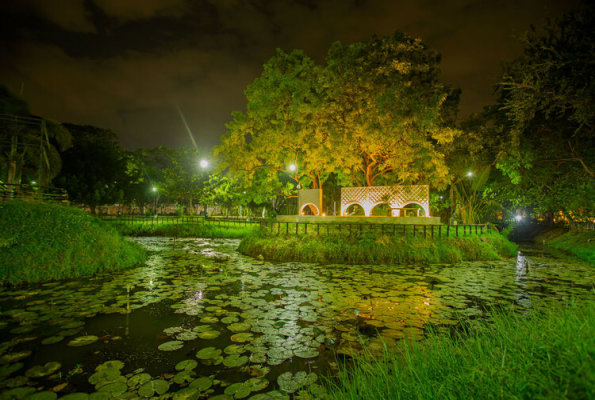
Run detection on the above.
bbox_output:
[231,333,254,343]
[0,362,24,379]
[173,370,196,384]
[224,383,251,399]
[277,372,317,394]
[58,393,90,400]
[175,360,198,371]
[249,352,266,364]
[176,331,199,341]
[199,316,218,324]
[25,361,61,378]
[22,391,57,400]
[0,387,36,400]
[196,347,222,360]
[198,331,220,339]
[224,344,245,355]
[267,348,292,360]
[0,351,32,365]
[228,323,251,333]
[221,316,239,324]
[138,380,170,397]
[188,376,213,392]
[97,382,127,397]
[158,340,184,351]
[192,325,212,333]
[41,336,64,345]
[96,360,124,371]
[244,378,269,392]
[172,387,200,400]
[68,335,99,347]
[223,354,248,368]
[294,349,319,358]
[88,368,122,387]
[127,373,151,388]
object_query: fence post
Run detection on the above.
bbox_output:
[456,225,459,237]
[413,225,416,237]
[424,225,427,239]
[296,223,298,235]
[286,223,289,234]
[431,225,434,239]
[305,223,308,235]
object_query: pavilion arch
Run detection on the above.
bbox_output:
[300,203,320,216]
[341,185,430,217]
[399,202,427,217]
[370,202,392,217]
[343,202,366,216]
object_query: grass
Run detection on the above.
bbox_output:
[322,300,595,399]
[238,229,517,264]
[110,219,258,238]
[0,201,146,286]
[545,229,595,264]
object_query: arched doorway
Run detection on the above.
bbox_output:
[400,203,425,217]
[300,203,320,216]
[344,203,365,216]
[370,203,392,216]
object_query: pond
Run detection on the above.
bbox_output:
[0,237,594,399]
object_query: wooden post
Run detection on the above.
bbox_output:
[456,225,459,237]
[424,225,427,239]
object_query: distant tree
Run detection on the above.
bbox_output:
[54,124,125,214]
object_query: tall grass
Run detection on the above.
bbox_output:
[238,229,517,264]
[547,229,595,264]
[113,221,257,238]
[323,300,595,399]
[0,201,146,285]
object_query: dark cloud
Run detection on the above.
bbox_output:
[0,0,581,149]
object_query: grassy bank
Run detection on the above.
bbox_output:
[543,229,595,264]
[322,300,595,399]
[0,201,146,285]
[113,221,257,238]
[238,229,517,264]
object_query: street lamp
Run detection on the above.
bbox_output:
[289,164,296,172]
[200,159,208,169]
[152,187,157,216]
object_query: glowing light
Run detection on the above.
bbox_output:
[31,181,36,185]
[322,213,326,217]
[467,172,473,177]
[200,160,208,169]
[515,215,523,221]
[289,164,296,171]
[152,187,157,192]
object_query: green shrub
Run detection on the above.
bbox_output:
[0,201,146,285]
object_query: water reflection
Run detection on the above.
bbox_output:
[0,237,593,398]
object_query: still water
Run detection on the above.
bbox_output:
[0,237,593,399]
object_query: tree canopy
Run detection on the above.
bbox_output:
[217,31,461,205]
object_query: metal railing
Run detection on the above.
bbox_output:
[100,215,261,229]
[258,221,491,238]
[0,183,68,203]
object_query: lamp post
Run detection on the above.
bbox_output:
[200,160,209,216]
[152,187,157,216]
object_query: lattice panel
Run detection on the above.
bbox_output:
[341,185,430,217]
[299,189,322,215]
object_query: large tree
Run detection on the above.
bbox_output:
[494,5,595,220]
[218,32,460,207]
[322,32,460,187]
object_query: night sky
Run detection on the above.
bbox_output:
[0,0,580,150]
